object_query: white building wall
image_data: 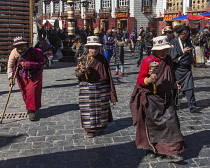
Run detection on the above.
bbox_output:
[155,0,165,17]
[95,0,101,14]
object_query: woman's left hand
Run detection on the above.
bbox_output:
[20,62,25,66]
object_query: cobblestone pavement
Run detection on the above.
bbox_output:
[0,46,210,168]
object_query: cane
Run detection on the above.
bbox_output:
[0,66,19,124]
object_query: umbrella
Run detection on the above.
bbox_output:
[172,14,204,20]
[200,12,210,18]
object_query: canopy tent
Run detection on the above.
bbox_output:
[200,12,210,18]
[172,14,204,20]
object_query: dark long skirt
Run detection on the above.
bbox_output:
[79,82,112,132]
[136,91,187,155]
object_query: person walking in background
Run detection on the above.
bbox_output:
[169,26,200,113]
[75,36,117,138]
[122,29,129,46]
[145,28,154,56]
[103,29,115,63]
[130,28,137,53]
[134,36,144,67]
[71,35,86,61]
[193,30,209,64]
[130,35,187,162]
[113,37,125,76]
[7,36,45,121]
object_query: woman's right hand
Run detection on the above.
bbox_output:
[146,74,157,84]
[8,78,15,87]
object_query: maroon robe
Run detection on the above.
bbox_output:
[15,47,44,111]
[130,55,187,155]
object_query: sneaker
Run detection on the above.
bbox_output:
[27,110,36,121]
[86,132,95,138]
[114,72,118,75]
[119,73,124,76]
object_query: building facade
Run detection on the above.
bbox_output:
[39,0,163,33]
[37,0,210,35]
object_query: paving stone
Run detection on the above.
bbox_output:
[1,47,210,167]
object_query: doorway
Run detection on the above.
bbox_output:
[120,19,127,30]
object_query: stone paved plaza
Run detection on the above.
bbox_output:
[0,46,210,168]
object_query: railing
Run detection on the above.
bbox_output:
[115,6,129,13]
[99,8,111,14]
[142,6,152,13]
[43,13,50,19]
[85,9,95,19]
[75,10,81,18]
[186,5,210,12]
[51,12,59,18]
[164,7,182,13]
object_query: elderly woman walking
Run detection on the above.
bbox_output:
[130,36,187,162]
[7,36,45,121]
[75,36,118,138]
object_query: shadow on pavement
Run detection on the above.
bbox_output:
[174,130,210,166]
[0,141,145,168]
[103,117,133,135]
[38,104,79,119]
[179,98,210,112]
[43,82,78,89]
[0,134,26,149]
[0,89,20,96]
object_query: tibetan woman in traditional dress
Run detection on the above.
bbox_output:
[75,36,118,138]
[130,36,187,162]
[7,36,45,121]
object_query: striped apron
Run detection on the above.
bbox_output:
[79,82,111,129]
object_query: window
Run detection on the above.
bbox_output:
[54,2,59,13]
[89,0,95,9]
[63,1,67,12]
[119,0,129,6]
[45,3,50,13]
[74,0,80,10]
[143,0,149,6]
[102,0,111,8]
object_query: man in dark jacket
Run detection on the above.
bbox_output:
[169,26,200,113]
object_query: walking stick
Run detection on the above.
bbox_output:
[0,66,19,124]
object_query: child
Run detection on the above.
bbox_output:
[113,37,125,75]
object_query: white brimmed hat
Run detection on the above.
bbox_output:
[85,36,102,47]
[11,36,29,47]
[151,36,173,51]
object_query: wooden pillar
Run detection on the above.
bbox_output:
[29,0,33,44]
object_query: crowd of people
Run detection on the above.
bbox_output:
[6,21,210,163]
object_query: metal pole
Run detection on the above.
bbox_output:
[67,0,75,35]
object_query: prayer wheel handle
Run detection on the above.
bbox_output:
[149,62,159,94]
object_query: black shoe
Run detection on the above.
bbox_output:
[146,150,156,158]
[86,132,95,138]
[190,106,201,113]
[165,154,183,162]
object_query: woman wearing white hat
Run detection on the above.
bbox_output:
[75,36,118,138]
[130,35,187,162]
